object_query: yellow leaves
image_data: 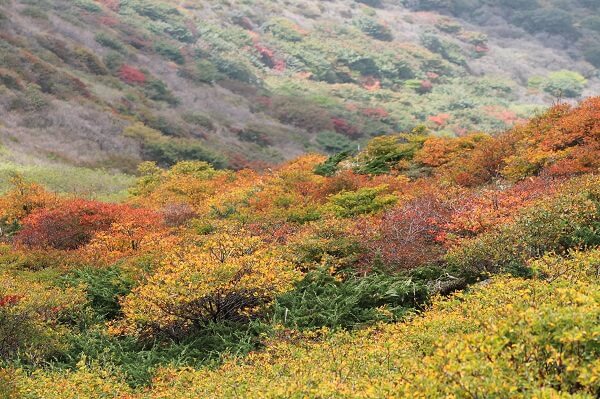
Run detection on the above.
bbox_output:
[0,175,57,223]
[530,248,600,284]
[116,227,303,337]
[79,277,597,397]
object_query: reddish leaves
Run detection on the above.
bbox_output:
[15,199,163,250]
[0,295,22,308]
[119,65,146,85]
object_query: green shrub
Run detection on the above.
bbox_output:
[59,321,268,387]
[540,70,587,98]
[273,269,428,330]
[583,43,600,68]
[315,131,355,154]
[354,17,393,41]
[182,112,214,130]
[514,8,577,37]
[314,151,352,177]
[144,79,179,105]
[143,139,226,168]
[354,135,424,175]
[326,185,397,217]
[421,32,465,66]
[95,33,125,52]
[73,48,108,75]
[180,60,221,84]
[212,57,257,84]
[582,16,600,32]
[103,52,124,72]
[21,6,48,19]
[63,266,134,320]
[263,18,304,42]
[74,0,101,13]
[154,42,184,64]
[128,0,180,22]
[9,85,49,112]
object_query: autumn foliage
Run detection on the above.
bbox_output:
[2,98,600,398]
[118,65,146,85]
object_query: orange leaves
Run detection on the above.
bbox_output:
[80,207,169,265]
[15,199,123,250]
[501,98,600,180]
[12,196,170,265]
[0,176,57,224]
[439,177,560,246]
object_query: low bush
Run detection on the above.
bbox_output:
[273,269,427,330]
[326,185,397,217]
[354,17,393,41]
[446,176,600,279]
[0,274,87,364]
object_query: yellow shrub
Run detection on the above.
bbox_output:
[114,227,302,338]
[140,277,600,398]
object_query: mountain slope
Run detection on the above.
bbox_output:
[0,0,598,171]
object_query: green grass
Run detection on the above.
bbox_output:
[0,161,134,202]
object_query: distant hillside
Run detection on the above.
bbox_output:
[0,0,598,171]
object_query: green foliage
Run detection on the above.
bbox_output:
[74,0,101,13]
[514,8,577,36]
[582,16,600,32]
[181,60,221,84]
[354,17,393,41]
[273,269,426,330]
[103,52,124,72]
[421,32,465,66]
[327,185,397,217]
[263,18,304,42]
[143,79,179,105]
[354,135,424,175]
[124,123,225,167]
[315,131,355,154]
[154,42,184,64]
[212,56,257,84]
[143,138,226,168]
[182,112,215,130]
[63,266,134,320]
[314,151,352,176]
[57,321,269,387]
[583,43,600,68]
[530,70,587,98]
[95,33,125,52]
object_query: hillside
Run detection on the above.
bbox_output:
[0,0,598,172]
[1,98,599,398]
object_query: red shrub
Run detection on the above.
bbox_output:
[14,199,164,251]
[428,113,451,127]
[332,117,360,138]
[358,195,451,270]
[361,107,389,119]
[119,65,146,85]
[0,295,22,308]
[15,199,122,250]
